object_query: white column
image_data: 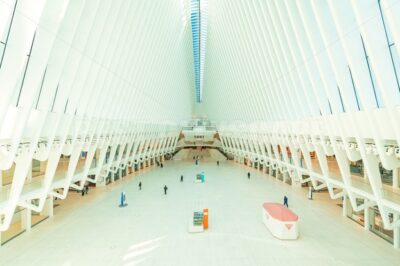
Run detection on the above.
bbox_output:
[40,197,54,217]
[21,208,32,232]
[342,195,348,217]
[393,168,399,188]
[364,202,370,231]
[49,197,54,217]
[394,214,400,249]
[27,162,32,181]
[40,160,47,173]
[96,176,106,187]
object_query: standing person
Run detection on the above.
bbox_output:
[161,163,163,168]
[139,182,142,190]
[180,175,183,182]
[81,188,85,197]
[247,172,250,179]
[308,187,313,200]
[85,185,89,195]
[217,161,219,166]
[164,185,168,195]
[283,196,288,207]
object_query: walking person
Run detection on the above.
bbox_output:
[164,185,168,195]
[139,181,142,190]
[247,172,250,179]
[283,196,289,207]
[161,163,163,168]
[217,161,219,166]
[180,175,183,182]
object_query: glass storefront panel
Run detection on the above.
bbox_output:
[1,207,25,245]
[370,207,394,244]
[346,198,365,226]
[379,163,393,185]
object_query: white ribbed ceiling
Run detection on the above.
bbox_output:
[0,0,400,126]
[0,0,195,127]
[202,0,400,124]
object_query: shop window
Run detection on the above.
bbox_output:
[350,160,364,177]
[370,207,394,244]
[346,198,365,227]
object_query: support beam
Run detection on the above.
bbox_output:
[41,197,54,218]
[394,214,400,249]
[342,195,348,217]
[393,168,399,189]
[364,201,370,231]
[27,162,32,181]
[21,208,32,232]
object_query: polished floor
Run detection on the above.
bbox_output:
[0,152,399,266]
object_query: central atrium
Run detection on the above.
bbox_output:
[0,0,400,265]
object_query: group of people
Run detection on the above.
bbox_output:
[156,160,164,168]
[193,155,203,165]
[135,159,291,210]
[137,181,169,195]
[137,174,185,195]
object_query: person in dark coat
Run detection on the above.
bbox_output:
[284,196,289,207]
[161,163,163,168]
[247,172,250,179]
[217,161,219,166]
[164,185,168,195]
[180,175,183,182]
[139,182,142,190]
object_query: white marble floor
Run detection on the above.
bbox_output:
[0,157,399,266]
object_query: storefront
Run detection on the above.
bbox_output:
[344,197,394,244]
[369,207,393,244]
[345,198,365,227]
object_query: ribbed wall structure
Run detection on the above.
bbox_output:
[0,0,194,231]
[204,0,400,234]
